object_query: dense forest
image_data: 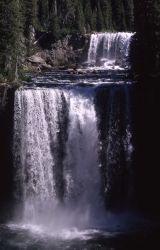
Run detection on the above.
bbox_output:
[0,0,160,225]
[0,0,134,78]
[0,0,160,79]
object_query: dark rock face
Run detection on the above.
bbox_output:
[0,86,14,221]
[130,1,160,218]
[132,0,160,79]
[130,33,160,80]
[133,79,160,219]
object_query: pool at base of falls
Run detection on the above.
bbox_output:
[1,216,160,250]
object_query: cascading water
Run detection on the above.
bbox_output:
[12,32,134,237]
[13,88,102,228]
[87,32,133,69]
[13,84,133,230]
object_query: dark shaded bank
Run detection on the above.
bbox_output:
[0,86,15,221]
[133,77,160,219]
[131,0,160,217]
[132,0,160,79]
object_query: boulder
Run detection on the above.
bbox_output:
[27,53,53,71]
[27,54,46,65]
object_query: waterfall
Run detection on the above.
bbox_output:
[87,32,133,69]
[13,85,133,229]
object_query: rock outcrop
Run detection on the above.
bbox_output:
[27,53,52,70]
[27,33,90,70]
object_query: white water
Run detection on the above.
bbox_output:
[13,85,133,233]
[63,89,101,216]
[87,32,133,70]
[13,88,105,230]
[12,32,134,236]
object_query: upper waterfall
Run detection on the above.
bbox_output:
[87,32,133,70]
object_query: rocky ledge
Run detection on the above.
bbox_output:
[26,33,90,71]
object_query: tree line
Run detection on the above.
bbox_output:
[0,0,134,78]
[0,0,160,79]
[36,0,134,35]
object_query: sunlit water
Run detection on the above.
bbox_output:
[87,32,133,70]
[1,71,157,250]
[1,33,159,249]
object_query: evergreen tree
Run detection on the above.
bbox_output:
[91,8,97,31]
[75,1,85,33]
[0,0,21,77]
[84,0,92,32]
[49,14,60,38]
[101,0,112,30]
[111,0,126,30]
[62,0,77,31]
[23,0,37,37]
[37,0,49,29]
[97,2,104,31]
[0,0,137,78]
[123,0,134,30]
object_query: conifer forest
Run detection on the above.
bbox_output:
[0,1,160,250]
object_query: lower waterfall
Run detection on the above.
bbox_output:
[13,85,133,230]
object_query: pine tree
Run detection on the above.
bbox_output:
[23,0,37,37]
[111,0,126,30]
[75,1,85,33]
[101,0,112,30]
[0,0,137,78]
[123,0,134,30]
[91,8,97,31]
[97,2,104,31]
[37,0,49,29]
[62,0,77,31]
[0,0,21,77]
[49,15,60,38]
[84,0,92,32]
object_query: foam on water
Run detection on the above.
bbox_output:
[87,32,133,70]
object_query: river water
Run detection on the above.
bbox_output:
[0,33,160,250]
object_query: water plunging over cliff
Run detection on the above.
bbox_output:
[13,84,133,230]
[87,32,133,70]
[11,32,134,238]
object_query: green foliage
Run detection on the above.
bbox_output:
[112,0,126,30]
[24,0,134,35]
[101,0,113,30]
[97,2,104,31]
[22,0,37,37]
[0,0,136,79]
[49,14,60,38]
[123,0,134,30]
[0,0,21,79]
[0,73,6,83]
[0,0,135,44]
[84,1,92,32]
[37,0,49,29]
[19,71,32,82]
[75,1,85,33]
